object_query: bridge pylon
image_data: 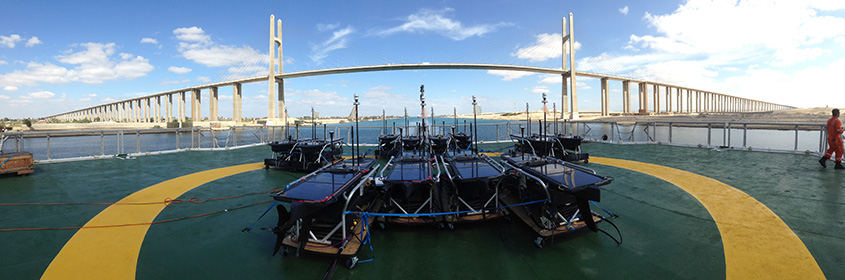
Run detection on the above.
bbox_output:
[269,15,284,125]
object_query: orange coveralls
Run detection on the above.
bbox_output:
[825,116,844,162]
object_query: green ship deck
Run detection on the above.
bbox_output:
[0,142,841,279]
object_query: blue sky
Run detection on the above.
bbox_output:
[2,0,845,119]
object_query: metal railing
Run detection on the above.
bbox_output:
[0,120,830,163]
[562,121,827,154]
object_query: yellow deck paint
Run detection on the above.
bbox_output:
[40,155,826,279]
[41,162,264,280]
[591,157,825,280]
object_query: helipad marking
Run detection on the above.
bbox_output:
[591,156,825,280]
[41,162,264,280]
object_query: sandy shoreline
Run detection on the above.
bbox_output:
[4,107,839,132]
[455,107,837,125]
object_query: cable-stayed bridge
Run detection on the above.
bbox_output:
[44,14,794,124]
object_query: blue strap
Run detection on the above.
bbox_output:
[343,199,548,218]
[590,201,615,217]
[343,198,550,266]
[243,201,279,232]
[357,212,376,263]
[0,154,14,168]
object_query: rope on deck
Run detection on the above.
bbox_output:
[0,186,292,231]
[0,200,273,232]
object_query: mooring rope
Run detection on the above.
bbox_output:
[0,200,273,232]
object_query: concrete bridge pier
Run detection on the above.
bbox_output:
[278,81,285,125]
[561,74,568,119]
[653,84,660,114]
[166,94,172,123]
[154,96,161,123]
[119,103,124,122]
[267,15,283,125]
[639,82,648,113]
[666,86,673,113]
[177,92,185,123]
[191,89,201,121]
[622,81,631,114]
[600,78,609,116]
[233,83,242,123]
[133,100,139,122]
[143,98,150,123]
[129,101,135,122]
[209,87,218,122]
[566,13,578,120]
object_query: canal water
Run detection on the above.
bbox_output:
[1,117,827,161]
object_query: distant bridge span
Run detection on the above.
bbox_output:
[45,62,794,124]
[276,63,567,79]
[45,14,795,124]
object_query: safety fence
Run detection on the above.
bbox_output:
[0,120,829,163]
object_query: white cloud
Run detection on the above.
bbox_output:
[539,74,562,84]
[25,36,42,47]
[114,55,154,79]
[180,44,266,68]
[310,26,354,63]
[360,85,417,109]
[225,65,264,76]
[173,26,268,79]
[619,6,629,15]
[0,95,9,100]
[487,70,534,81]
[197,76,211,83]
[574,0,845,108]
[173,27,211,45]
[160,78,191,85]
[0,34,23,48]
[289,89,349,108]
[376,8,512,40]
[0,42,153,88]
[531,85,549,94]
[3,86,17,91]
[771,47,829,67]
[168,66,192,74]
[576,81,592,90]
[140,37,158,44]
[317,23,340,32]
[722,59,845,107]
[10,99,33,105]
[0,60,6,65]
[0,35,41,48]
[836,36,845,48]
[54,42,153,83]
[632,0,845,66]
[0,62,73,86]
[512,33,581,62]
[28,91,55,99]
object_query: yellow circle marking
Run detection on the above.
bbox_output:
[40,155,827,279]
[591,156,825,280]
[41,162,264,280]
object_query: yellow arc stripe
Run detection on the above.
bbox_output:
[41,162,264,280]
[590,157,825,280]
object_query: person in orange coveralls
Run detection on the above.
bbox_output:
[820,109,844,169]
